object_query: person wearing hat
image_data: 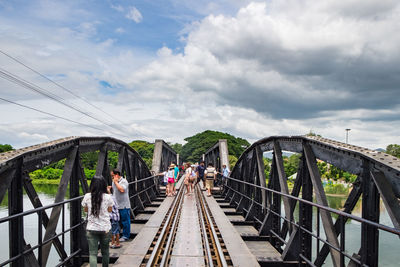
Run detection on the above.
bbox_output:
[172,162,179,196]
[166,164,175,196]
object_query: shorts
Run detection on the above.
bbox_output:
[206,179,214,190]
[111,220,120,235]
[168,178,175,183]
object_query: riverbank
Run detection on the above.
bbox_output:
[31,178,92,186]
[31,178,62,185]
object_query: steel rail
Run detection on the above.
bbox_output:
[159,188,185,267]
[195,186,214,267]
[197,185,228,267]
[145,185,185,267]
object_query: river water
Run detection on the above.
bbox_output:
[309,195,399,266]
[0,186,398,266]
[0,185,72,267]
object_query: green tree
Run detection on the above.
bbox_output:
[44,159,66,170]
[264,158,271,178]
[30,168,63,180]
[317,161,328,177]
[342,172,357,183]
[108,151,118,169]
[81,151,99,170]
[284,154,300,178]
[169,143,183,155]
[0,144,13,153]
[306,131,321,137]
[129,140,155,169]
[386,144,400,158]
[84,168,96,180]
[180,130,250,162]
[229,155,238,170]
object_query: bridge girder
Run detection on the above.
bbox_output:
[151,139,179,174]
[203,139,229,172]
[211,135,400,267]
[0,136,158,267]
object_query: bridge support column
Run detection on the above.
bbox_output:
[151,140,163,175]
[268,155,282,248]
[70,148,86,266]
[361,162,380,266]
[96,145,111,183]
[282,153,312,261]
[304,143,340,267]
[41,146,79,266]
[299,153,312,261]
[9,158,24,267]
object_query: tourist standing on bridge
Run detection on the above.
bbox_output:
[110,169,131,242]
[196,161,206,189]
[166,164,176,196]
[184,162,192,195]
[82,176,114,267]
[219,164,230,187]
[109,196,121,249]
[189,165,197,192]
[172,162,179,196]
[204,163,217,197]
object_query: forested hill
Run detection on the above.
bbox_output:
[128,130,251,165]
[180,130,250,162]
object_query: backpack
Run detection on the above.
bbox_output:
[206,167,215,179]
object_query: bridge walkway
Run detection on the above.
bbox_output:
[209,194,285,266]
[81,179,291,267]
[168,186,204,266]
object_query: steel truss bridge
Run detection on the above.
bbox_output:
[0,135,399,266]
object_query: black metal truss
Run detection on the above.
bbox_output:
[219,135,400,267]
[0,136,159,267]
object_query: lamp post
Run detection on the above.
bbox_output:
[345,129,351,144]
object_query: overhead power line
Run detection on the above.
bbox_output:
[0,49,150,139]
[0,97,105,132]
[0,49,125,124]
[0,68,133,139]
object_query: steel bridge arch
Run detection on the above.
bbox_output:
[221,135,400,267]
[0,136,165,267]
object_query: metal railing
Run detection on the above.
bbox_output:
[221,175,400,266]
[0,196,84,267]
[0,136,163,266]
[0,172,160,267]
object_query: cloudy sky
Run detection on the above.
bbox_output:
[0,0,399,150]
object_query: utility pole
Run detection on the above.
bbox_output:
[345,129,351,144]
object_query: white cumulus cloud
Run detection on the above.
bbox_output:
[126,6,143,23]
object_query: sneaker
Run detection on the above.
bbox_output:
[119,237,129,242]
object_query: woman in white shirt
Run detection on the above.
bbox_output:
[82,176,114,267]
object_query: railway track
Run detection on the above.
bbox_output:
[141,185,232,267]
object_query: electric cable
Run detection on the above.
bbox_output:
[0,68,133,139]
[0,97,105,132]
[0,49,150,139]
[0,50,124,122]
